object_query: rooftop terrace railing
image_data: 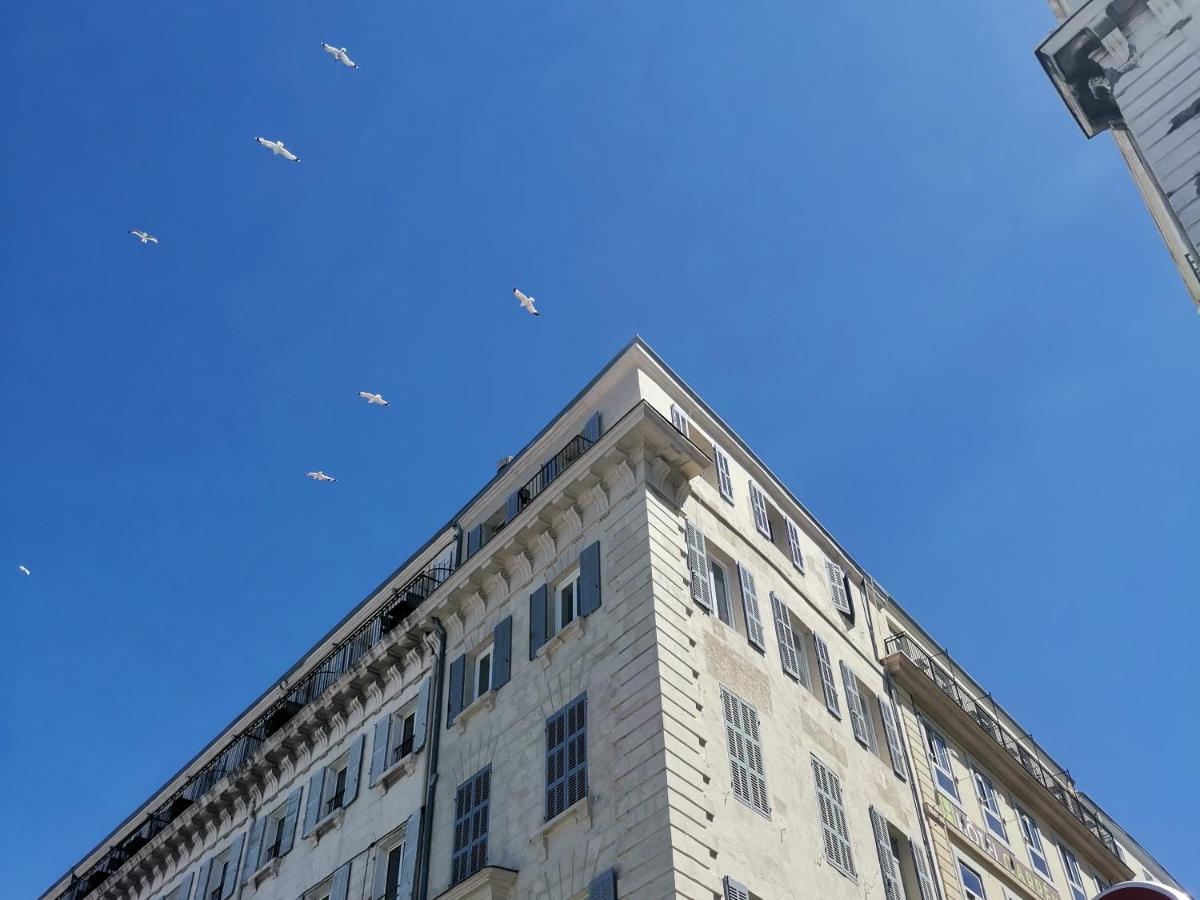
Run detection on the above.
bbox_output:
[883,632,1121,860]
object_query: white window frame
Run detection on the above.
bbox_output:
[388,706,417,766]
[958,860,987,900]
[469,644,493,704]
[972,769,1009,844]
[321,754,350,818]
[203,849,233,900]
[1016,806,1052,882]
[555,569,581,634]
[1059,845,1087,900]
[260,802,289,866]
[924,723,961,803]
[710,557,734,627]
[373,827,408,900]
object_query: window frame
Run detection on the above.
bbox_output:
[321,756,350,817]
[451,766,492,886]
[544,693,588,821]
[710,557,734,626]
[1058,844,1088,900]
[388,706,417,766]
[924,722,961,804]
[958,860,988,900]
[554,568,581,635]
[971,768,1009,845]
[1016,805,1053,882]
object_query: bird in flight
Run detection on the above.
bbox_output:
[357,391,389,406]
[129,230,158,244]
[306,470,336,482]
[18,565,31,576]
[513,288,540,317]
[254,137,300,162]
[322,43,358,69]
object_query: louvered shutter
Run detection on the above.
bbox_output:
[685,520,712,611]
[241,820,265,884]
[193,860,212,900]
[303,767,326,837]
[492,616,512,689]
[413,676,431,753]
[466,525,483,559]
[369,714,391,786]
[784,517,805,571]
[396,810,421,900]
[813,633,841,717]
[735,562,766,650]
[589,869,618,900]
[713,445,734,502]
[840,661,870,746]
[826,560,852,615]
[344,731,366,806]
[770,592,801,679]
[870,806,904,900]
[720,687,770,816]
[529,584,549,659]
[878,693,908,780]
[545,693,588,820]
[748,481,772,539]
[506,490,522,522]
[447,654,466,725]
[723,876,750,900]
[579,541,601,616]
[223,830,245,897]
[329,861,351,900]
[451,766,492,885]
[279,787,302,855]
[176,872,193,900]
[583,411,602,444]
[670,404,689,437]
[912,843,936,900]
[811,757,856,878]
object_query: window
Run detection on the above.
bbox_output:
[545,693,587,820]
[248,788,301,873]
[811,755,856,879]
[711,558,734,626]
[303,861,349,900]
[959,861,987,900]
[924,724,960,802]
[1016,806,1052,880]
[391,709,417,765]
[868,806,906,900]
[723,876,752,900]
[200,846,234,900]
[748,480,772,539]
[163,877,193,900]
[379,841,405,900]
[1059,845,1087,900]
[713,444,735,503]
[304,734,366,834]
[840,661,875,750]
[451,767,491,885]
[878,693,908,781]
[825,560,852,615]
[1094,875,1110,895]
[972,770,1008,843]
[465,643,493,706]
[262,805,288,865]
[323,760,348,816]
[555,570,581,633]
[784,517,805,572]
[720,686,770,817]
[670,403,690,437]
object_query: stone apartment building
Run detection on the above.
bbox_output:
[43,339,1187,900]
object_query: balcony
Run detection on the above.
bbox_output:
[883,633,1131,879]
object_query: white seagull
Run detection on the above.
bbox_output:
[306,470,336,482]
[18,565,31,576]
[513,288,540,317]
[254,137,300,162]
[321,43,358,69]
[357,391,389,406]
[129,230,158,244]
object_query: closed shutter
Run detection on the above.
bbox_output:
[369,714,392,786]
[583,411,602,444]
[748,480,772,539]
[466,525,483,559]
[506,490,522,522]
[869,806,904,900]
[529,584,549,659]
[303,767,326,837]
[545,693,588,820]
[670,404,689,437]
[825,560,852,615]
[813,633,841,718]
[784,517,805,571]
[176,873,193,900]
[279,786,303,855]
[329,861,351,900]
[413,676,431,753]
[193,860,212,900]
[840,661,870,746]
[878,693,908,780]
[241,820,266,884]
[735,562,766,650]
[589,869,618,900]
[685,520,712,611]
[223,830,245,898]
[492,616,512,689]
[344,731,366,806]
[723,876,750,900]
[713,445,734,502]
[447,654,466,725]
[770,592,801,679]
[396,810,421,900]
[811,756,856,878]
[578,541,601,617]
[450,766,492,885]
[912,843,936,900]
[720,686,770,816]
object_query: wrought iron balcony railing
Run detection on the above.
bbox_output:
[883,633,1121,860]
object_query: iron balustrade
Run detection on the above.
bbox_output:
[883,633,1121,859]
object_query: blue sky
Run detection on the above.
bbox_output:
[2,1,1197,897]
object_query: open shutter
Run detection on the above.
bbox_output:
[735,562,766,650]
[447,654,466,725]
[770,593,801,679]
[193,860,212,900]
[369,715,392,786]
[825,560,852,615]
[529,585,548,659]
[506,490,522,522]
[870,806,904,900]
[370,846,388,900]
[176,873,193,900]
[813,634,841,717]
[579,541,601,616]
[466,525,483,558]
[840,661,870,746]
[413,675,431,753]
[492,616,512,689]
[583,411,602,444]
[303,768,326,837]
[589,869,618,900]
[878,693,908,780]
[344,731,366,806]
[748,480,772,538]
[670,404,689,437]
[329,861,351,900]
[223,830,245,897]
[784,517,805,571]
[241,820,265,884]
[396,810,422,900]
[713,445,734,502]
[279,787,302,855]
[685,520,712,610]
[723,876,750,900]
[812,757,856,878]
[912,843,936,900]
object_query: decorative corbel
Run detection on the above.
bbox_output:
[484,571,509,603]
[508,550,534,586]
[587,482,610,517]
[464,591,487,627]
[534,529,557,567]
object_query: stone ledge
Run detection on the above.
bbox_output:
[248,855,281,889]
[529,796,591,862]
[432,866,520,900]
[377,753,420,792]
[306,806,345,846]
[537,617,585,670]
[455,690,497,729]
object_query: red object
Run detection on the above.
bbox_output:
[1097,884,1191,900]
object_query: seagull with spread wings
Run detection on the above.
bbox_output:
[18,565,31,576]
[129,230,158,244]
[358,391,389,406]
[255,137,300,162]
[306,471,336,482]
[322,43,358,69]
[513,288,540,317]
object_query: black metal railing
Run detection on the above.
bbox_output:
[884,633,1121,859]
[391,735,415,766]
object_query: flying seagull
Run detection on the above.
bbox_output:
[513,288,540,317]
[306,470,336,482]
[254,137,300,162]
[1167,96,1200,134]
[18,565,30,576]
[322,43,358,69]
[357,391,389,406]
[129,230,158,244]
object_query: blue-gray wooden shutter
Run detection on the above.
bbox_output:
[770,592,801,680]
[870,806,904,900]
[193,861,212,900]
[176,872,193,900]
[813,633,841,718]
[529,584,548,659]
[369,714,391,787]
[685,520,711,611]
[329,861,351,900]
[825,560,852,615]
[723,876,750,900]
[344,731,366,806]
[466,525,483,558]
[713,445,734,503]
[878,692,908,780]
[492,616,512,689]
[840,661,871,747]
[784,517,805,571]
[279,786,303,855]
[223,830,245,898]
[579,541,601,617]
[450,766,492,885]
[911,843,936,900]
[413,675,431,753]
[735,562,766,650]
[748,480,772,539]
[545,693,588,820]
[447,653,466,725]
[506,490,522,522]
[583,411,602,444]
[589,868,618,900]
[396,810,421,900]
[811,756,856,878]
[241,819,265,884]
[303,767,326,837]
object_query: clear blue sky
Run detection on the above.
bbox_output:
[2,1,1197,897]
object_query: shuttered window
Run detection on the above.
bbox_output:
[769,592,801,681]
[811,756,856,880]
[545,693,588,820]
[735,562,766,650]
[588,869,618,900]
[713,445,735,503]
[720,686,770,817]
[840,661,872,748]
[869,806,904,900]
[825,560,852,615]
[812,633,841,717]
[670,404,690,437]
[878,693,908,780]
[451,766,491,886]
[723,877,750,900]
[1060,846,1088,900]
[685,520,712,610]
[748,480,772,539]
[784,517,805,572]
[911,844,936,900]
